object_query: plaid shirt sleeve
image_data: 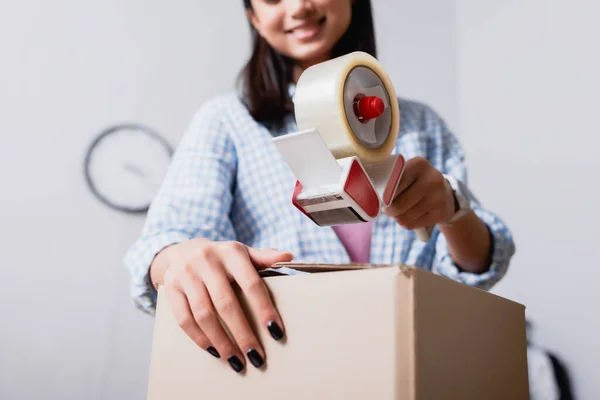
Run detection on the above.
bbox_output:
[429,109,516,290]
[122,99,237,315]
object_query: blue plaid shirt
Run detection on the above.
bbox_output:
[123,89,515,314]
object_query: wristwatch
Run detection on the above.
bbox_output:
[443,174,473,223]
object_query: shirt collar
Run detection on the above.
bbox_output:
[288,82,296,102]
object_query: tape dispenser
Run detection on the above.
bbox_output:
[273,51,432,242]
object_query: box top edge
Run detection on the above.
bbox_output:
[268,262,416,275]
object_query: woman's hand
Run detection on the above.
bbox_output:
[154,238,294,373]
[383,156,456,230]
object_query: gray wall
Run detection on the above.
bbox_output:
[457,1,600,399]
[0,1,250,399]
[0,1,457,399]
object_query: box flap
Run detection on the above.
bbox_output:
[262,262,414,276]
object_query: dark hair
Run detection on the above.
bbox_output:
[239,0,377,125]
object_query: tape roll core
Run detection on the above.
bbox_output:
[343,66,393,149]
[294,51,400,163]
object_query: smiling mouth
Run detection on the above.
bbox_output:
[285,16,327,34]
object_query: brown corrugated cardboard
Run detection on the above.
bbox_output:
[146,264,529,399]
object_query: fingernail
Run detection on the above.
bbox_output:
[246,349,264,368]
[227,356,244,373]
[206,346,220,358]
[267,321,284,341]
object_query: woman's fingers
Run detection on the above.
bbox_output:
[395,196,447,230]
[201,246,266,369]
[384,175,428,218]
[401,208,439,231]
[164,284,216,358]
[165,240,292,373]
[393,195,431,228]
[229,247,286,341]
[181,276,246,373]
[247,247,294,269]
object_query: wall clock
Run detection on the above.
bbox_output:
[84,123,174,214]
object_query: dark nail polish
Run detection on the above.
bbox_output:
[246,349,264,368]
[267,321,284,341]
[228,356,244,373]
[206,346,220,358]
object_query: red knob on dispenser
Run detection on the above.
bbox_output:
[354,95,385,121]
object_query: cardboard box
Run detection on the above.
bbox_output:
[147,264,529,399]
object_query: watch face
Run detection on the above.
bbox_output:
[84,123,173,213]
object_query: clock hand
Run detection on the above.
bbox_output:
[123,163,147,178]
[123,162,163,190]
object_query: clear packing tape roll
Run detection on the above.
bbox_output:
[273,52,432,242]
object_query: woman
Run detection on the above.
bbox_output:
[124,0,515,373]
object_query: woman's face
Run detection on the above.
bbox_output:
[247,0,353,67]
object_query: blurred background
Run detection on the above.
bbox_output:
[0,0,597,398]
